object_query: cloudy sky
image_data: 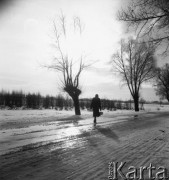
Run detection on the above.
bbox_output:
[0,0,160,100]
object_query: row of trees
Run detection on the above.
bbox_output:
[0,91,72,109]
[0,90,145,110]
[46,5,169,115]
[111,39,169,111]
[112,0,169,111]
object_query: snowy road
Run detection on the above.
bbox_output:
[1,109,169,180]
[0,110,153,155]
[0,112,131,155]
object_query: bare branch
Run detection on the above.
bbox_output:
[73,16,85,35]
[118,0,169,55]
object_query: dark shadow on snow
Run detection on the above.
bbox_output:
[60,115,83,121]
[94,126,120,143]
[72,119,79,126]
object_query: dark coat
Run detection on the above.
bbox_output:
[91,97,101,117]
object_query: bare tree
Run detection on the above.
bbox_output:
[111,39,156,111]
[117,0,169,54]
[155,63,169,101]
[48,14,89,115]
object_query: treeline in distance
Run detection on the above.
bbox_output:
[0,90,146,110]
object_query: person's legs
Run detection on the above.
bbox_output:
[94,116,96,123]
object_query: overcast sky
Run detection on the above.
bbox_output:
[0,0,160,100]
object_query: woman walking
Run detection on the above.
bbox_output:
[90,94,101,123]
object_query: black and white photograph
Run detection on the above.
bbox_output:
[0,0,169,179]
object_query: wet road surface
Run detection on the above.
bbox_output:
[0,114,129,155]
[1,111,169,180]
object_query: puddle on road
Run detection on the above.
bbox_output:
[50,137,87,152]
[0,116,128,155]
[0,122,92,155]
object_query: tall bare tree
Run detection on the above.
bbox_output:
[48,14,89,115]
[111,39,156,111]
[118,0,169,54]
[155,63,169,101]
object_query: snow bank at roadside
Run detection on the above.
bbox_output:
[0,103,168,121]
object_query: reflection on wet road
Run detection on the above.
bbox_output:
[1,111,169,180]
[0,115,129,155]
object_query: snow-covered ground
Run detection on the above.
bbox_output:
[0,104,169,180]
[0,103,168,121]
[0,104,168,155]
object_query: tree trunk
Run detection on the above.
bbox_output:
[166,94,169,102]
[72,95,81,115]
[134,94,139,112]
